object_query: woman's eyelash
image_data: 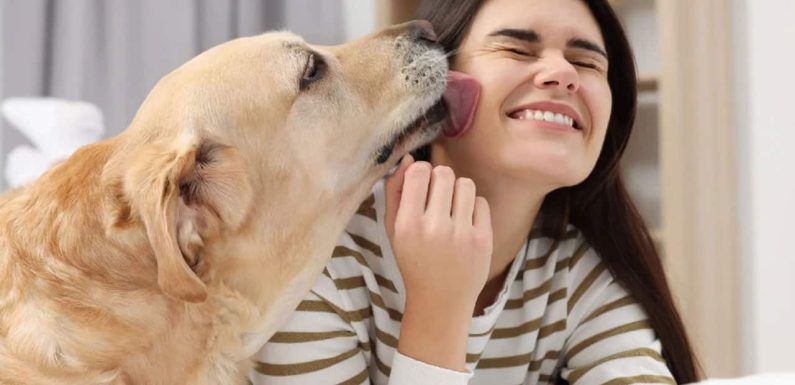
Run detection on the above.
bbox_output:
[504,48,534,56]
[571,61,598,69]
[502,47,601,70]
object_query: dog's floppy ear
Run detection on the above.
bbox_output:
[125,135,253,303]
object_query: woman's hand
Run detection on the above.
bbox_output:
[384,154,493,371]
[385,154,493,309]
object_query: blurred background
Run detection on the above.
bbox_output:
[1,0,793,379]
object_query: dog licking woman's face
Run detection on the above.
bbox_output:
[0,21,480,385]
[176,22,453,206]
[431,0,613,191]
[117,21,481,303]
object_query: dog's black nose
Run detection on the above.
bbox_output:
[409,20,438,43]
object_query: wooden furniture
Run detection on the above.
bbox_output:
[376,0,421,28]
[656,0,738,378]
[616,0,739,376]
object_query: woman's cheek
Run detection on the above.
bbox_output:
[584,77,613,139]
[599,82,613,132]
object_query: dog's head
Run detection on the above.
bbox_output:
[107,21,462,303]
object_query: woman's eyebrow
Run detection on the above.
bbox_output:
[568,38,608,59]
[487,28,540,43]
[487,28,608,60]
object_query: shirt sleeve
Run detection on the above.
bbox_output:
[388,351,473,385]
[250,262,473,385]
[559,246,675,385]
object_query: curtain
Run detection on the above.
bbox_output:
[1,0,348,188]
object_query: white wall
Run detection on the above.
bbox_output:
[735,0,795,374]
[342,0,376,41]
[0,1,5,189]
[614,0,659,75]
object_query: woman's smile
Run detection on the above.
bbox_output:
[505,100,585,135]
[431,0,611,189]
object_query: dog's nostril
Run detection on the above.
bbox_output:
[409,20,437,43]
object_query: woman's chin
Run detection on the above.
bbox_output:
[499,153,591,189]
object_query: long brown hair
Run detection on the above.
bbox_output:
[415,0,701,382]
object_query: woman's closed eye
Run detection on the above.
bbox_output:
[496,44,607,73]
[501,48,602,69]
[560,51,607,72]
[493,44,538,59]
[505,47,534,56]
[570,60,599,69]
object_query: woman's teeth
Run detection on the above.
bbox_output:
[515,109,575,128]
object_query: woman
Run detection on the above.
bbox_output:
[252,0,700,384]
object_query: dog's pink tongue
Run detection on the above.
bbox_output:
[443,71,481,138]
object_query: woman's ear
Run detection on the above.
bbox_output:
[124,138,253,303]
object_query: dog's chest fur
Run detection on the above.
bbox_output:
[181,253,328,384]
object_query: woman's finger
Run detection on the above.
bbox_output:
[384,154,415,232]
[396,160,433,220]
[426,166,455,217]
[452,177,476,226]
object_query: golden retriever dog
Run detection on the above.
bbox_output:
[0,21,478,385]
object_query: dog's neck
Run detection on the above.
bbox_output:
[202,177,376,357]
[207,188,350,302]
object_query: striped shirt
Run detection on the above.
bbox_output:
[250,181,674,385]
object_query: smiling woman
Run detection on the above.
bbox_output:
[251,1,699,384]
[411,0,699,382]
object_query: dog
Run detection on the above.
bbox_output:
[0,21,470,384]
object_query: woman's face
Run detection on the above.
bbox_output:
[436,0,612,190]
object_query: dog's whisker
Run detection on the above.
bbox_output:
[443,48,460,59]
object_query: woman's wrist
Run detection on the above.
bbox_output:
[397,300,473,372]
[404,291,477,314]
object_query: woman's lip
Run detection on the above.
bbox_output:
[506,101,585,130]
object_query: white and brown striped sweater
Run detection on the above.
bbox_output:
[250,181,675,385]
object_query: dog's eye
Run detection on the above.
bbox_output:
[300,53,325,91]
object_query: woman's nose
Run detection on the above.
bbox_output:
[534,55,580,93]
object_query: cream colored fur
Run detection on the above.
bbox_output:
[0,22,447,385]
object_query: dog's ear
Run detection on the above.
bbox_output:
[125,137,253,303]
